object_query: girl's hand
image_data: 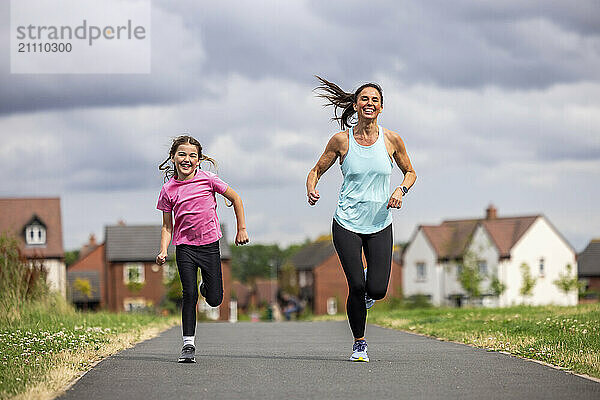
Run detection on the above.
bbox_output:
[235,228,249,246]
[387,188,403,209]
[156,251,168,265]
[307,189,320,206]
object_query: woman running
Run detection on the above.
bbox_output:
[156,135,249,363]
[306,77,416,362]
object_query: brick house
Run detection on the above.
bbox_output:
[104,223,233,320]
[287,239,403,315]
[578,239,600,299]
[67,235,104,310]
[0,198,66,296]
[403,205,578,307]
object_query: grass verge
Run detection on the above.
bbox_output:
[365,303,600,379]
[0,295,178,400]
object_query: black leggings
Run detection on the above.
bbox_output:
[176,241,223,336]
[332,219,392,339]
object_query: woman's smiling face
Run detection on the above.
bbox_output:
[354,86,383,121]
[172,142,200,180]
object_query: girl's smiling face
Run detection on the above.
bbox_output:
[172,142,200,180]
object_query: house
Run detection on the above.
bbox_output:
[578,239,600,300]
[67,235,104,310]
[288,239,403,315]
[402,205,578,307]
[0,197,66,296]
[104,223,233,320]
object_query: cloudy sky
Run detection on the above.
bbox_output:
[1,0,598,252]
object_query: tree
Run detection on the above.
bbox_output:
[489,272,507,297]
[230,243,303,283]
[73,277,93,299]
[553,264,583,295]
[519,262,537,301]
[458,250,484,300]
[279,261,299,296]
[64,250,80,267]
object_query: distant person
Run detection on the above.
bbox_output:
[156,135,250,363]
[306,77,416,362]
[280,293,302,321]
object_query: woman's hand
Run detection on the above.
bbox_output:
[387,187,404,209]
[307,189,320,205]
[235,228,249,246]
[156,251,168,265]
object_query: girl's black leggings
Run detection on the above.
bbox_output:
[176,241,223,336]
[332,219,393,339]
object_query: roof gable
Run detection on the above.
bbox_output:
[578,239,600,277]
[421,219,479,260]
[419,214,541,260]
[0,198,63,258]
[290,240,336,271]
[105,224,231,262]
[480,216,538,257]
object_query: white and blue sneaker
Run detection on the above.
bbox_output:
[178,344,196,363]
[350,339,369,362]
[364,268,375,309]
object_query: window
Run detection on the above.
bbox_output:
[123,298,146,312]
[326,298,338,315]
[539,258,545,277]
[478,260,488,276]
[416,262,426,281]
[123,263,145,284]
[25,223,46,245]
[457,264,463,276]
[298,271,313,287]
[162,263,176,283]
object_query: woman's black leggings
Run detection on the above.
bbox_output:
[332,219,392,339]
[176,241,223,336]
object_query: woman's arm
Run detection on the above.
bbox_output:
[387,132,417,209]
[156,211,173,265]
[221,186,249,246]
[306,133,344,205]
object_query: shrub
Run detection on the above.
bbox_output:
[0,233,48,322]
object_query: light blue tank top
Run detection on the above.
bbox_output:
[334,125,393,234]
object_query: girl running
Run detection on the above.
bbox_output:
[155,135,249,363]
[306,77,416,362]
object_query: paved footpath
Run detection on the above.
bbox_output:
[60,321,599,400]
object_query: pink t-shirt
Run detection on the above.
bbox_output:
[156,170,229,246]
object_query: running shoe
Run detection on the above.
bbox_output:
[364,268,375,309]
[199,280,207,298]
[349,339,369,362]
[178,344,196,363]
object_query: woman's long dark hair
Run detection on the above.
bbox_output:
[314,75,383,130]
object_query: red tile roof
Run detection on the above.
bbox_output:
[421,215,539,260]
[0,198,64,258]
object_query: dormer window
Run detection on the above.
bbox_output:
[24,217,47,246]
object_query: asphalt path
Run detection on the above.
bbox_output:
[60,321,600,399]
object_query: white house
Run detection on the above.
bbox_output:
[0,198,66,297]
[403,205,578,307]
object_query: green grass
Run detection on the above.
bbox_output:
[0,295,174,399]
[366,303,600,378]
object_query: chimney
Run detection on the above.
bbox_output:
[486,204,497,220]
[89,233,96,246]
[117,219,126,226]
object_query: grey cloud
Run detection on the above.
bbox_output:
[3,1,599,116]
[0,2,205,115]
